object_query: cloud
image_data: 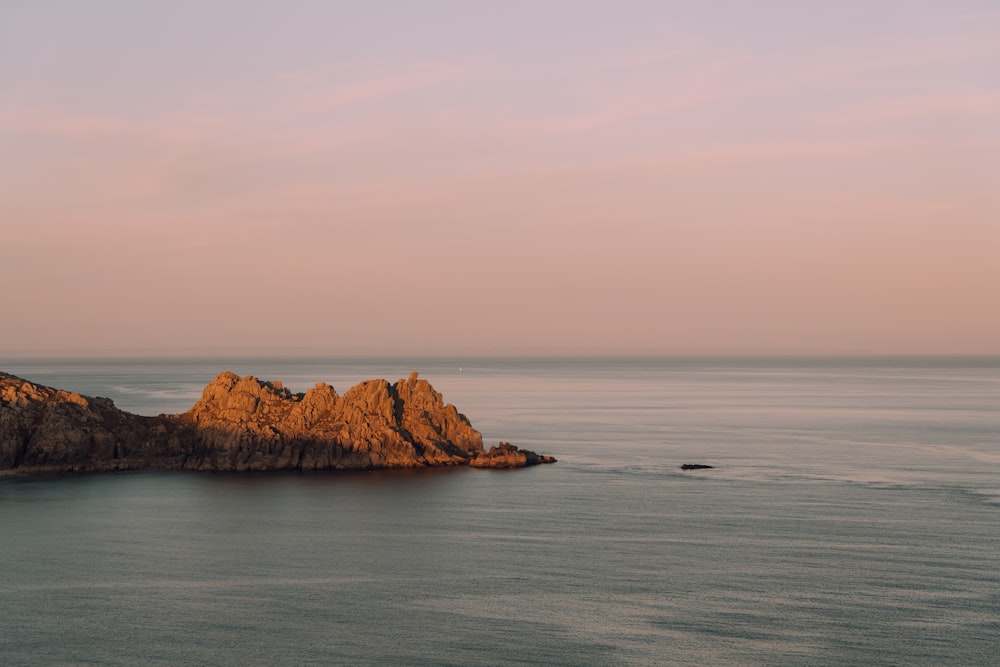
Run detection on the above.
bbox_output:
[740,30,1000,103]
[254,61,474,122]
[811,93,1000,127]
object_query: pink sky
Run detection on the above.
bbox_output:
[2,2,998,356]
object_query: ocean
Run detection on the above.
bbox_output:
[1,356,998,666]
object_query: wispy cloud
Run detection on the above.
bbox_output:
[256,61,473,122]
[811,93,1000,128]
[739,32,1000,102]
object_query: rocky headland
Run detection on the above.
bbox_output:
[0,371,555,475]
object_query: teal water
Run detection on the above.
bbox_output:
[1,357,998,665]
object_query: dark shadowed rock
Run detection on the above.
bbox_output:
[0,371,555,475]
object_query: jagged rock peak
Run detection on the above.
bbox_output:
[0,371,556,475]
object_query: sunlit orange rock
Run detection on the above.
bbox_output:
[0,371,555,474]
[470,441,557,468]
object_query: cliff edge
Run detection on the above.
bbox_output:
[0,371,555,474]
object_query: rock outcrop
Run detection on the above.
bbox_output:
[0,371,555,475]
[469,441,557,468]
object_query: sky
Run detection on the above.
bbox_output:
[2,1,998,356]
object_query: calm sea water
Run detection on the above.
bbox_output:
[1,357,998,666]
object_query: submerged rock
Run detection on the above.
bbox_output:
[0,371,555,475]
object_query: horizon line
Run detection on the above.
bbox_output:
[2,349,999,361]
